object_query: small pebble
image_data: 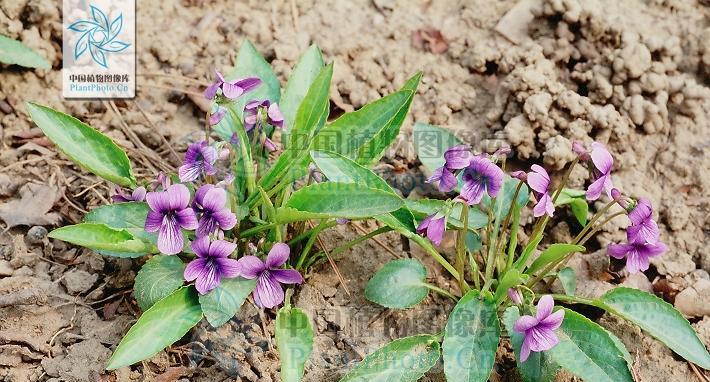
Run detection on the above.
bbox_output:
[26,226,48,244]
[0,260,13,276]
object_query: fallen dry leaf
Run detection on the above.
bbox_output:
[412,27,449,54]
[0,183,61,228]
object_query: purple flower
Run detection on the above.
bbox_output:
[112,185,146,203]
[209,106,227,125]
[150,172,170,191]
[145,184,198,255]
[585,142,614,201]
[510,171,527,181]
[178,141,218,183]
[244,99,285,130]
[426,145,473,192]
[416,213,446,246]
[527,164,554,218]
[184,237,241,295]
[514,295,565,362]
[204,69,261,100]
[193,185,237,237]
[460,155,504,205]
[508,288,523,305]
[426,166,458,192]
[627,198,659,244]
[236,243,304,308]
[572,141,591,161]
[608,232,666,274]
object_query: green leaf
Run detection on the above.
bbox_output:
[405,198,488,229]
[228,40,280,119]
[84,201,155,242]
[49,223,154,255]
[339,334,441,382]
[311,150,416,233]
[26,102,136,187]
[493,269,524,303]
[354,73,421,166]
[598,287,710,369]
[546,308,634,382]
[106,287,203,369]
[558,267,576,296]
[275,305,314,382]
[525,244,584,275]
[482,177,529,222]
[465,231,482,252]
[313,73,420,165]
[442,290,500,382]
[259,64,333,190]
[134,255,186,311]
[281,44,324,139]
[198,277,256,327]
[275,182,403,223]
[365,259,429,309]
[502,307,559,382]
[413,122,462,173]
[0,35,51,69]
[569,199,589,226]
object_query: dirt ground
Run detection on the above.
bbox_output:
[1,0,709,381]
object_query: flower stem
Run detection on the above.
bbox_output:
[496,181,524,269]
[505,204,521,271]
[577,210,626,246]
[572,199,617,244]
[455,203,471,293]
[423,283,457,300]
[240,223,276,238]
[296,220,330,270]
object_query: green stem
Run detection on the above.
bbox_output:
[506,205,521,271]
[240,223,276,238]
[296,220,329,270]
[423,283,458,300]
[482,203,496,292]
[287,220,338,246]
[577,211,626,246]
[572,199,617,244]
[412,235,460,280]
[468,251,481,290]
[496,181,524,270]
[455,204,470,293]
[227,107,257,197]
[257,187,281,242]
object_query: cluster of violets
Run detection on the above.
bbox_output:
[418,141,666,360]
[111,71,303,308]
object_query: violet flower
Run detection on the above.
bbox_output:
[608,232,666,274]
[184,236,241,295]
[460,155,504,205]
[585,142,614,201]
[209,106,227,125]
[244,99,285,130]
[236,243,304,308]
[572,141,590,161]
[204,69,261,100]
[149,172,170,191]
[527,164,555,218]
[426,166,458,192]
[626,198,659,244]
[427,145,473,192]
[508,288,524,305]
[145,184,198,255]
[416,213,446,246]
[112,185,146,203]
[514,295,565,362]
[193,185,237,237]
[178,141,218,183]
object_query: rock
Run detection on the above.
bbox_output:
[62,269,98,295]
[26,225,48,244]
[621,272,653,293]
[0,260,12,276]
[651,251,696,277]
[674,278,710,317]
[692,317,710,347]
[41,339,111,382]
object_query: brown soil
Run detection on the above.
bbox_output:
[1,0,708,381]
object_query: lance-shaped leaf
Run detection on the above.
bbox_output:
[275,182,403,223]
[276,305,314,382]
[27,102,136,187]
[312,83,416,164]
[49,223,154,255]
[502,307,559,382]
[525,243,584,275]
[365,259,429,309]
[281,45,325,139]
[442,290,500,382]
[311,150,416,233]
[413,122,462,173]
[598,287,710,369]
[339,334,441,382]
[0,35,51,69]
[228,40,280,119]
[134,255,186,311]
[106,287,203,369]
[546,308,633,382]
[198,277,256,328]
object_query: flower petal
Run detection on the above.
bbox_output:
[514,315,539,332]
[213,210,237,231]
[266,243,290,268]
[203,82,220,100]
[132,187,147,201]
[527,165,550,194]
[590,142,613,174]
[439,169,458,192]
[607,243,630,259]
[270,269,304,284]
[539,309,565,331]
[443,145,473,170]
[526,326,560,352]
[190,236,211,258]
[194,184,213,208]
[195,263,220,295]
[520,339,532,362]
[167,184,191,210]
[184,258,206,281]
[253,273,284,308]
[535,295,554,320]
[157,216,183,255]
[427,216,445,246]
[175,208,198,230]
[146,190,168,213]
[416,215,432,235]
[209,240,237,258]
[268,103,284,128]
[196,215,217,238]
[221,81,244,99]
[216,257,242,278]
[178,163,201,183]
[236,256,266,279]
[628,198,653,225]
[234,77,262,93]
[585,175,606,201]
[209,107,226,125]
[144,210,163,232]
[201,187,227,212]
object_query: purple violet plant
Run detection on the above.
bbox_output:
[178,141,218,183]
[459,155,504,205]
[111,185,146,203]
[513,295,565,362]
[236,243,304,309]
[416,212,446,246]
[585,142,614,201]
[184,236,241,294]
[144,184,198,255]
[204,69,261,101]
[527,164,554,217]
[426,144,472,192]
[193,184,237,237]
[608,232,666,274]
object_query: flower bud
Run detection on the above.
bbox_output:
[510,170,527,181]
[508,288,524,305]
[572,141,590,161]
